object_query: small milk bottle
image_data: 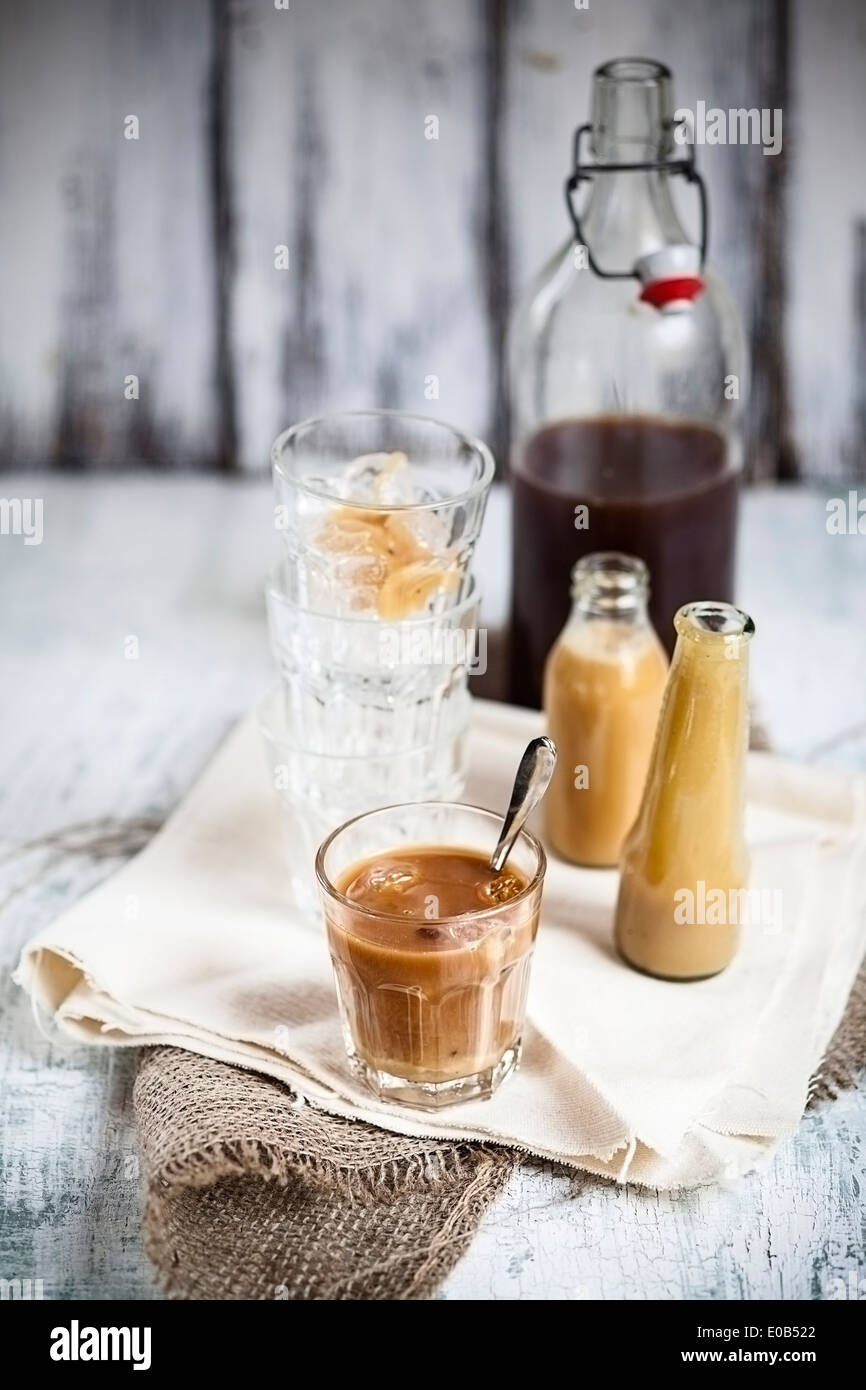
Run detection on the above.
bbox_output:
[543,553,668,868]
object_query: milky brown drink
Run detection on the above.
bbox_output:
[510,416,738,708]
[544,554,668,867]
[326,848,538,1085]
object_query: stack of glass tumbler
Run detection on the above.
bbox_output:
[259,411,494,915]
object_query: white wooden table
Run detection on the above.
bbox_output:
[1,475,864,1301]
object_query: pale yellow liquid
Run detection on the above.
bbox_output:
[614,620,751,980]
[543,620,668,867]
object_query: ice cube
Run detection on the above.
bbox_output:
[367,862,420,894]
[374,451,415,505]
[399,507,451,556]
[340,451,413,505]
[378,559,449,620]
[308,453,460,618]
[332,551,386,588]
[316,512,382,556]
[477,873,524,906]
[302,472,345,500]
[446,919,486,946]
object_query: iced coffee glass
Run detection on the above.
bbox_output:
[316,802,546,1109]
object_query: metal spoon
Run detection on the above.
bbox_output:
[488,736,557,873]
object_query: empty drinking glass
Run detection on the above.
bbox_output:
[258,689,471,917]
[266,563,483,755]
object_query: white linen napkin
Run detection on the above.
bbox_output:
[15,699,866,1188]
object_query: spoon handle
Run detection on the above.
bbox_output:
[489,736,557,873]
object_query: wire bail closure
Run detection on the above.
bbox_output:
[564,121,709,280]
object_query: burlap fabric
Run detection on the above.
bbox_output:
[134,958,865,1301]
[134,1047,516,1300]
[809,961,866,1103]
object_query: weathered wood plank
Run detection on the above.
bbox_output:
[444,1087,866,1300]
[787,0,866,483]
[0,0,217,469]
[226,0,494,471]
[0,2,863,480]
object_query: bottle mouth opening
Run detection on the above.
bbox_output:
[571,551,649,609]
[675,602,756,642]
[594,58,671,85]
[591,58,674,160]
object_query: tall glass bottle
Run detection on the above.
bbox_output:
[509,58,747,707]
[543,553,667,868]
[614,601,754,981]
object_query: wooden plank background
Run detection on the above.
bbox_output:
[0,0,863,481]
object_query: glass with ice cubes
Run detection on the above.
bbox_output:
[271,411,493,618]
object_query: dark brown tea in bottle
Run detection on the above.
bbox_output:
[509,415,739,708]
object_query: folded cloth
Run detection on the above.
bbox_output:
[16,700,866,1188]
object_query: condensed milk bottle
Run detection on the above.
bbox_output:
[614,601,755,980]
[543,553,668,867]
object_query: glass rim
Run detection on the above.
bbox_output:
[265,563,481,628]
[570,550,649,601]
[315,800,547,929]
[271,409,496,514]
[594,57,671,85]
[674,601,755,641]
[572,550,648,578]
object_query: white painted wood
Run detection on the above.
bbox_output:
[0,475,863,1299]
[0,3,862,481]
[0,0,216,468]
[444,1086,866,1301]
[787,0,866,483]
[229,0,493,471]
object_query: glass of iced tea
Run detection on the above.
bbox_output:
[316,802,546,1109]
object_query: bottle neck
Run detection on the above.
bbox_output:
[581,58,688,270]
[571,591,650,626]
[569,552,652,626]
[580,169,687,271]
[627,605,753,869]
